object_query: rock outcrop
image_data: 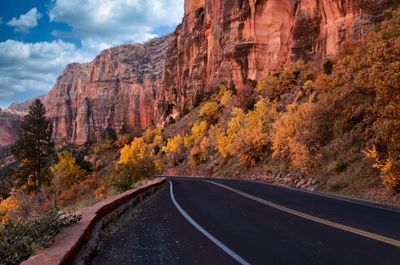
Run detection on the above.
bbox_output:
[156,0,392,122]
[1,0,392,145]
[46,36,171,145]
[8,95,48,112]
[0,109,24,147]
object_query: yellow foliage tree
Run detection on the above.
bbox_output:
[109,137,161,192]
[364,146,400,192]
[143,126,162,144]
[51,151,86,191]
[184,120,208,149]
[210,98,277,166]
[271,102,316,173]
[199,101,219,123]
[119,137,151,165]
[162,135,185,165]
[0,196,21,224]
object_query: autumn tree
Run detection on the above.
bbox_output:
[12,99,55,193]
[162,135,185,166]
[51,151,86,206]
[199,101,219,124]
[111,137,162,191]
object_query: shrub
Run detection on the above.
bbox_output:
[188,137,211,167]
[256,61,315,100]
[364,146,400,192]
[271,102,317,173]
[0,196,21,224]
[209,120,233,159]
[199,101,219,124]
[0,210,80,265]
[58,174,99,207]
[210,98,276,167]
[162,135,185,166]
[108,137,162,192]
[230,100,274,167]
[93,143,114,155]
[114,134,133,148]
[143,127,162,144]
[51,151,86,192]
[184,121,208,149]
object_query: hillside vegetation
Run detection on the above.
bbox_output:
[160,9,400,202]
[0,9,399,265]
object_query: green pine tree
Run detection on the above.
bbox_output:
[12,99,55,193]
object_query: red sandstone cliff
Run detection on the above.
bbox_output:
[1,0,392,146]
[0,109,23,147]
[46,36,171,145]
[156,0,391,123]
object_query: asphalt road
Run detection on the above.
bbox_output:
[92,178,400,265]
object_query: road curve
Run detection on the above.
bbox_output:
[92,177,400,265]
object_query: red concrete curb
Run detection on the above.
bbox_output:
[21,178,166,265]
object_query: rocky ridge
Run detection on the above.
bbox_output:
[156,0,392,122]
[1,0,393,145]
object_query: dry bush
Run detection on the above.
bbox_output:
[108,137,162,192]
[199,101,219,124]
[0,210,80,265]
[114,134,134,148]
[162,135,186,166]
[189,137,211,167]
[271,102,317,173]
[365,147,400,192]
[256,61,315,100]
[93,143,114,155]
[58,174,99,207]
[210,98,276,167]
[184,120,208,149]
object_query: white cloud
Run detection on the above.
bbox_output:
[7,8,42,33]
[49,0,184,45]
[0,0,185,107]
[0,39,97,107]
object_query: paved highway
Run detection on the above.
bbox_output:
[92,177,400,265]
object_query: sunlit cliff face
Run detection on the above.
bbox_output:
[156,0,391,122]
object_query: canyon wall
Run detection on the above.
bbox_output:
[46,36,171,145]
[1,0,393,146]
[156,0,392,123]
[0,109,23,147]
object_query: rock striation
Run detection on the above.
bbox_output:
[156,0,392,122]
[1,0,392,145]
[46,36,171,145]
[0,109,24,147]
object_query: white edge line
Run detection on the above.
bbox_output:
[169,180,251,265]
[248,179,400,214]
[205,180,400,248]
[170,176,400,214]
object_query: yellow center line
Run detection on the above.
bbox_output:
[205,180,400,248]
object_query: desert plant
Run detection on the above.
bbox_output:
[364,146,400,192]
[0,210,80,265]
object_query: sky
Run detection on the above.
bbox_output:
[0,0,184,108]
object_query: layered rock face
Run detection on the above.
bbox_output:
[156,0,391,122]
[0,109,23,147]
[8,95,47,112]
[46,36,171,145]
[1,0,392,145]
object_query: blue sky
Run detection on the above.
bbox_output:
[0,0,184,108]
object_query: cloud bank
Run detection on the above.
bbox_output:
[7,8,42,32]
[49,0,184,45]
[0,0,184,108]
[0,40,94,107]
